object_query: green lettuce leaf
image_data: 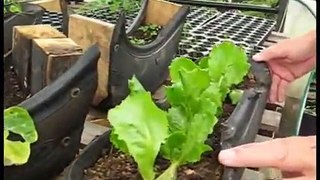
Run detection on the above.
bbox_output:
[108,76,169,180]
[107,41,250,180]
[207,41,250,86]
[4,130,30,166]
[229,89,244,105]
[4,106,38,166]
[4,106,38,143]
[157,41,249,180]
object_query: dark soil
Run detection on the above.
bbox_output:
[83,73,256,180]
[85,148,223,180]
[4,63,29,109]
[128,24,162,45]
[4,13,14,20]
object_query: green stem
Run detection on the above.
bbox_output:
[155,162,179,180]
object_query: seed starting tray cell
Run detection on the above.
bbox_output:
[80,8,139,28]
[179,11,276,60]
[41,6,275,60]
[42,11,63,31]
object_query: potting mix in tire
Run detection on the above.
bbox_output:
[4,64,29,108]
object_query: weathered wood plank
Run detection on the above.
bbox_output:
[260,109,282,133]
[81,121,109,146]
[270,31,289,39]
[31,38,82,94]
[259,168,282,180]
[30,0,61,12]
[145,0,181,26]
[12,25,66,92]
[262,40,275,47]
[266,33,289,43]
[255,134,272,142]
[241,169,264,180]
[69,14,115,106]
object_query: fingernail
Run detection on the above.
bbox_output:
[219,149,237,165]
[252,54,264,61]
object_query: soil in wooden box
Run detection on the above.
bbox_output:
[128,24,162,45]
[83,73,256,180]
[4,64,29,108]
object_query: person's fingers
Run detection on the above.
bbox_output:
[277,78,289,103]
[282,171,304,179]
[253,42,289,62]
[269,75,281,103]
[291,56,316,78]
[218,136,316,172]
[282,178,304,180]
[283,177,314,180]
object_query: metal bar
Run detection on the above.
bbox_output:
[275,0,289,32]
[169,0,279,13]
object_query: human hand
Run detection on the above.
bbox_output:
[218,136,316,180]
[253,30,316,103]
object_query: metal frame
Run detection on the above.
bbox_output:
[169,0,289,32]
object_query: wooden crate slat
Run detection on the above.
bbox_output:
[68,14,115,106]
[80,121,109,146]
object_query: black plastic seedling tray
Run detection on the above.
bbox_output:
[42,11,64,31]
[178,11,275,59]
[42,7,275,59]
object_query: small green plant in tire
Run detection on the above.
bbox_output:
[4,0,23,15]
[4,106,38,166]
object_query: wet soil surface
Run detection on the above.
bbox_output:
[4,63,29,108]
[83,73,256,180]
[128,24,162,45]
[85,148,223,180]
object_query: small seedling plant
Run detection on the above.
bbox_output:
[76,0,141,14]
[4,106,38,166]
[107,41,250,180]
[129,24,162,45]
[4,0,22,16]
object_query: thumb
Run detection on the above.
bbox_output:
[218,136,316,172]
[253,43,288,62]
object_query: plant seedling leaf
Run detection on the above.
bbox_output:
[229,89,244,105]
[4,106,37,166]
[4,130,31,166]
[169,57,198,83]
[108,76,169,180]
[4,106,38,143]
[208,41,250,86]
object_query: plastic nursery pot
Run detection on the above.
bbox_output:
[4,3,45,54]
[4,45,101,180]
[97,0,190,108]
[64,60,271,180]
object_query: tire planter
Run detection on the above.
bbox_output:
[4,3,45,54]
[65,56,271,180]
[4,45,101,180]
[220,60,271,180]
[96,0,190,108]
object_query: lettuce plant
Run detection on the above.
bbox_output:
[108,41,250,180]
[4,106,38,166]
